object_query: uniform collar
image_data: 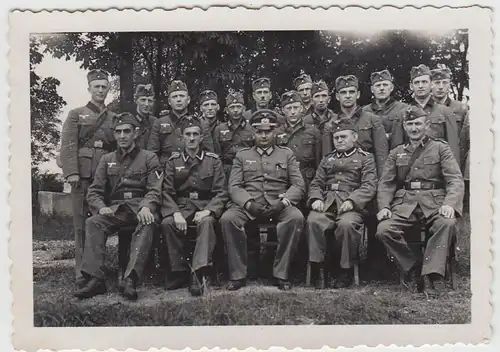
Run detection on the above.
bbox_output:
[256,146,274,156]
[412,96,434,109]
[228,117,246,129]
[286,119,304,131]
[404,135,430,151]
[171,109,189,121]
[370,97,395,112]
[116,143,140,162]
[334,147,356,158]
[338,106,362,119]
[86,101,105,114]
[182,149,204,162]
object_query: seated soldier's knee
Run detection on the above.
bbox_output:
[85,215,99,229]
[198,215,216,227]
[375,221,392,240]
[336,217,358,231]
[435,217,457,229]
[160,216,175,230]
[288,206,305,223]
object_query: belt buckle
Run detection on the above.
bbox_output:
[410,181,421,190]
[94,140,103,148]
[189,192,199,200]
[123,192,132,199]
[330,184,339,191]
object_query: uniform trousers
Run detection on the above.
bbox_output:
[70,179,92,280]
[220,205,304,281]
[160,215,217,273]
[81,206,156,280]
[306,210,363,268]
[375,206,456,277]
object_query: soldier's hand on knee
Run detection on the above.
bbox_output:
[439,205,455,219]
[98,207,114,216]
[66,174,80,188]
[311,200,325,212]
[377,208,392,221]
[339,200,354,214]
[137,207,155,225]
[193,210,211,224]
[173,212,187,233]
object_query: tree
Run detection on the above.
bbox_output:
[30,36,66,171]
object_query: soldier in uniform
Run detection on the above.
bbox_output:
[214,90,255,179]
[74,113,163,300]
[275,90,322,190]
[391,64,460,162]
[242,77,284,125]
[459,113,470,210]
[293,73,314,115]
[198,89,221,144]
[60,69,116,287]
[323,75,388,177]
[160,119,228,296]
[303,80,336,133]
[362,70,408,147]
[148,80,214,165]
[376,106,464,297]
[306,120,377,288]
[133,84,157,149]
[220,110,306,291]
[431,67,469,131]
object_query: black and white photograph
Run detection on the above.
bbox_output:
[9,5,492,350]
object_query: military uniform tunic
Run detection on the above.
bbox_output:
[306,148,377,267]
[459,113,470,181]
[220,146,306,281]
[160,150,228,273]
[82,145,162,280]
[390,98,460,163]
[134,113,156,150]
[303,109,335,134]
[213,118,255,178]
[242,104,286,125]
[60,101,116,279]
[323,107,389,177]
[440,97,469,132]
[362,98,409,147]
[376,137,464,277]
[147,110,215,165]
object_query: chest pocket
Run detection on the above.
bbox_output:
[274,162,288,178]
[198,168,214,188]
[349,159,362,170]
[301,138,315,149]
[78,115,95,126]
[276,134,288,145]
[125,169,146,183]
[160,123,174,134]
[423,154,440,165]
[240,133,254,143]
[395,155,410,167]
[107,165,120,176]
[219,131,233,142]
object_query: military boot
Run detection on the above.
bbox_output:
[74,278,107,299]
[312,262,326,290]
[333,269,354,289]
[121,276,138,301]
[165,271,189,290]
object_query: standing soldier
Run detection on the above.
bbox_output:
[198,89,221,145]
[242,77,284,124]
[431,67,469,131]
[275,90,322,191]
[362,70,408,147]
[306,120,377,288]
[133,84,157,149]
[293,73,314,115]
[148,80,214,165]
[74,113,162,300]
[391,64,460,162]
[214,90,255,179]
[160,119,228,296]
[220,110,306,291]
[60,69,116,288]
[303,80,336,133]
[376,106,464,297]
[459,113,470,209]
[323,75,388,177]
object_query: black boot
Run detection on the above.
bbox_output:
[333,269,353,289]
[165,271,189,290]
[275,278,292,291]
[423,274,440,298]
[312,262,326,290]
[74,278,107,299]
[227,279,246,291]
[121,276,138,301]
[75,276,88,289]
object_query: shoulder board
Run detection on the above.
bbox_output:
[237,147,252,152]
[205,152,220,159]
[276,146,293,152]
[168,152,181,160]
[159,109,170,117]
[357,148,371,156]
[432,138,448,144]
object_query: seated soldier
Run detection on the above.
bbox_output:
[306,120,377,288]
[220,109,306,291]
[160,119,228,296]
[74,112,163,300]
[376,106,464,297]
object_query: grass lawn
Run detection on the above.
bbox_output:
[32,213,471,327]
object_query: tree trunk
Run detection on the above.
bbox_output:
[117,33,134,112]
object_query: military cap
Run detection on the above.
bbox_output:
[87,69,110,83]
[226,89,245,106]
[180,116,203,133]
[335,75,359,91]
[168,80,188,95]
[410,64,432,81]
[331,119,358,134]
[370,70,393,85]
[199,89,218,104]
[311,80,330,96]
[280,90,302,107]
[293,73,313,89]
[113,112,139,129]
[250,109,278,130]
[134,84,154,98]
[431,67,452,80]
[252,77,271,90]
[403,106,427,122]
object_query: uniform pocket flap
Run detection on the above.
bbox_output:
[78,147,94,158]
[431,114,446,123]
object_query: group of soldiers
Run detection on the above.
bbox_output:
[58,63,469,301]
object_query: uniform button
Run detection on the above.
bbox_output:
[414,167,418,170]
[264,173,268,176]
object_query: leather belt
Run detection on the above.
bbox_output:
[400,181,445,190]
[177,190,213,200]
[111,190,145,201]
[325,183,354,192]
